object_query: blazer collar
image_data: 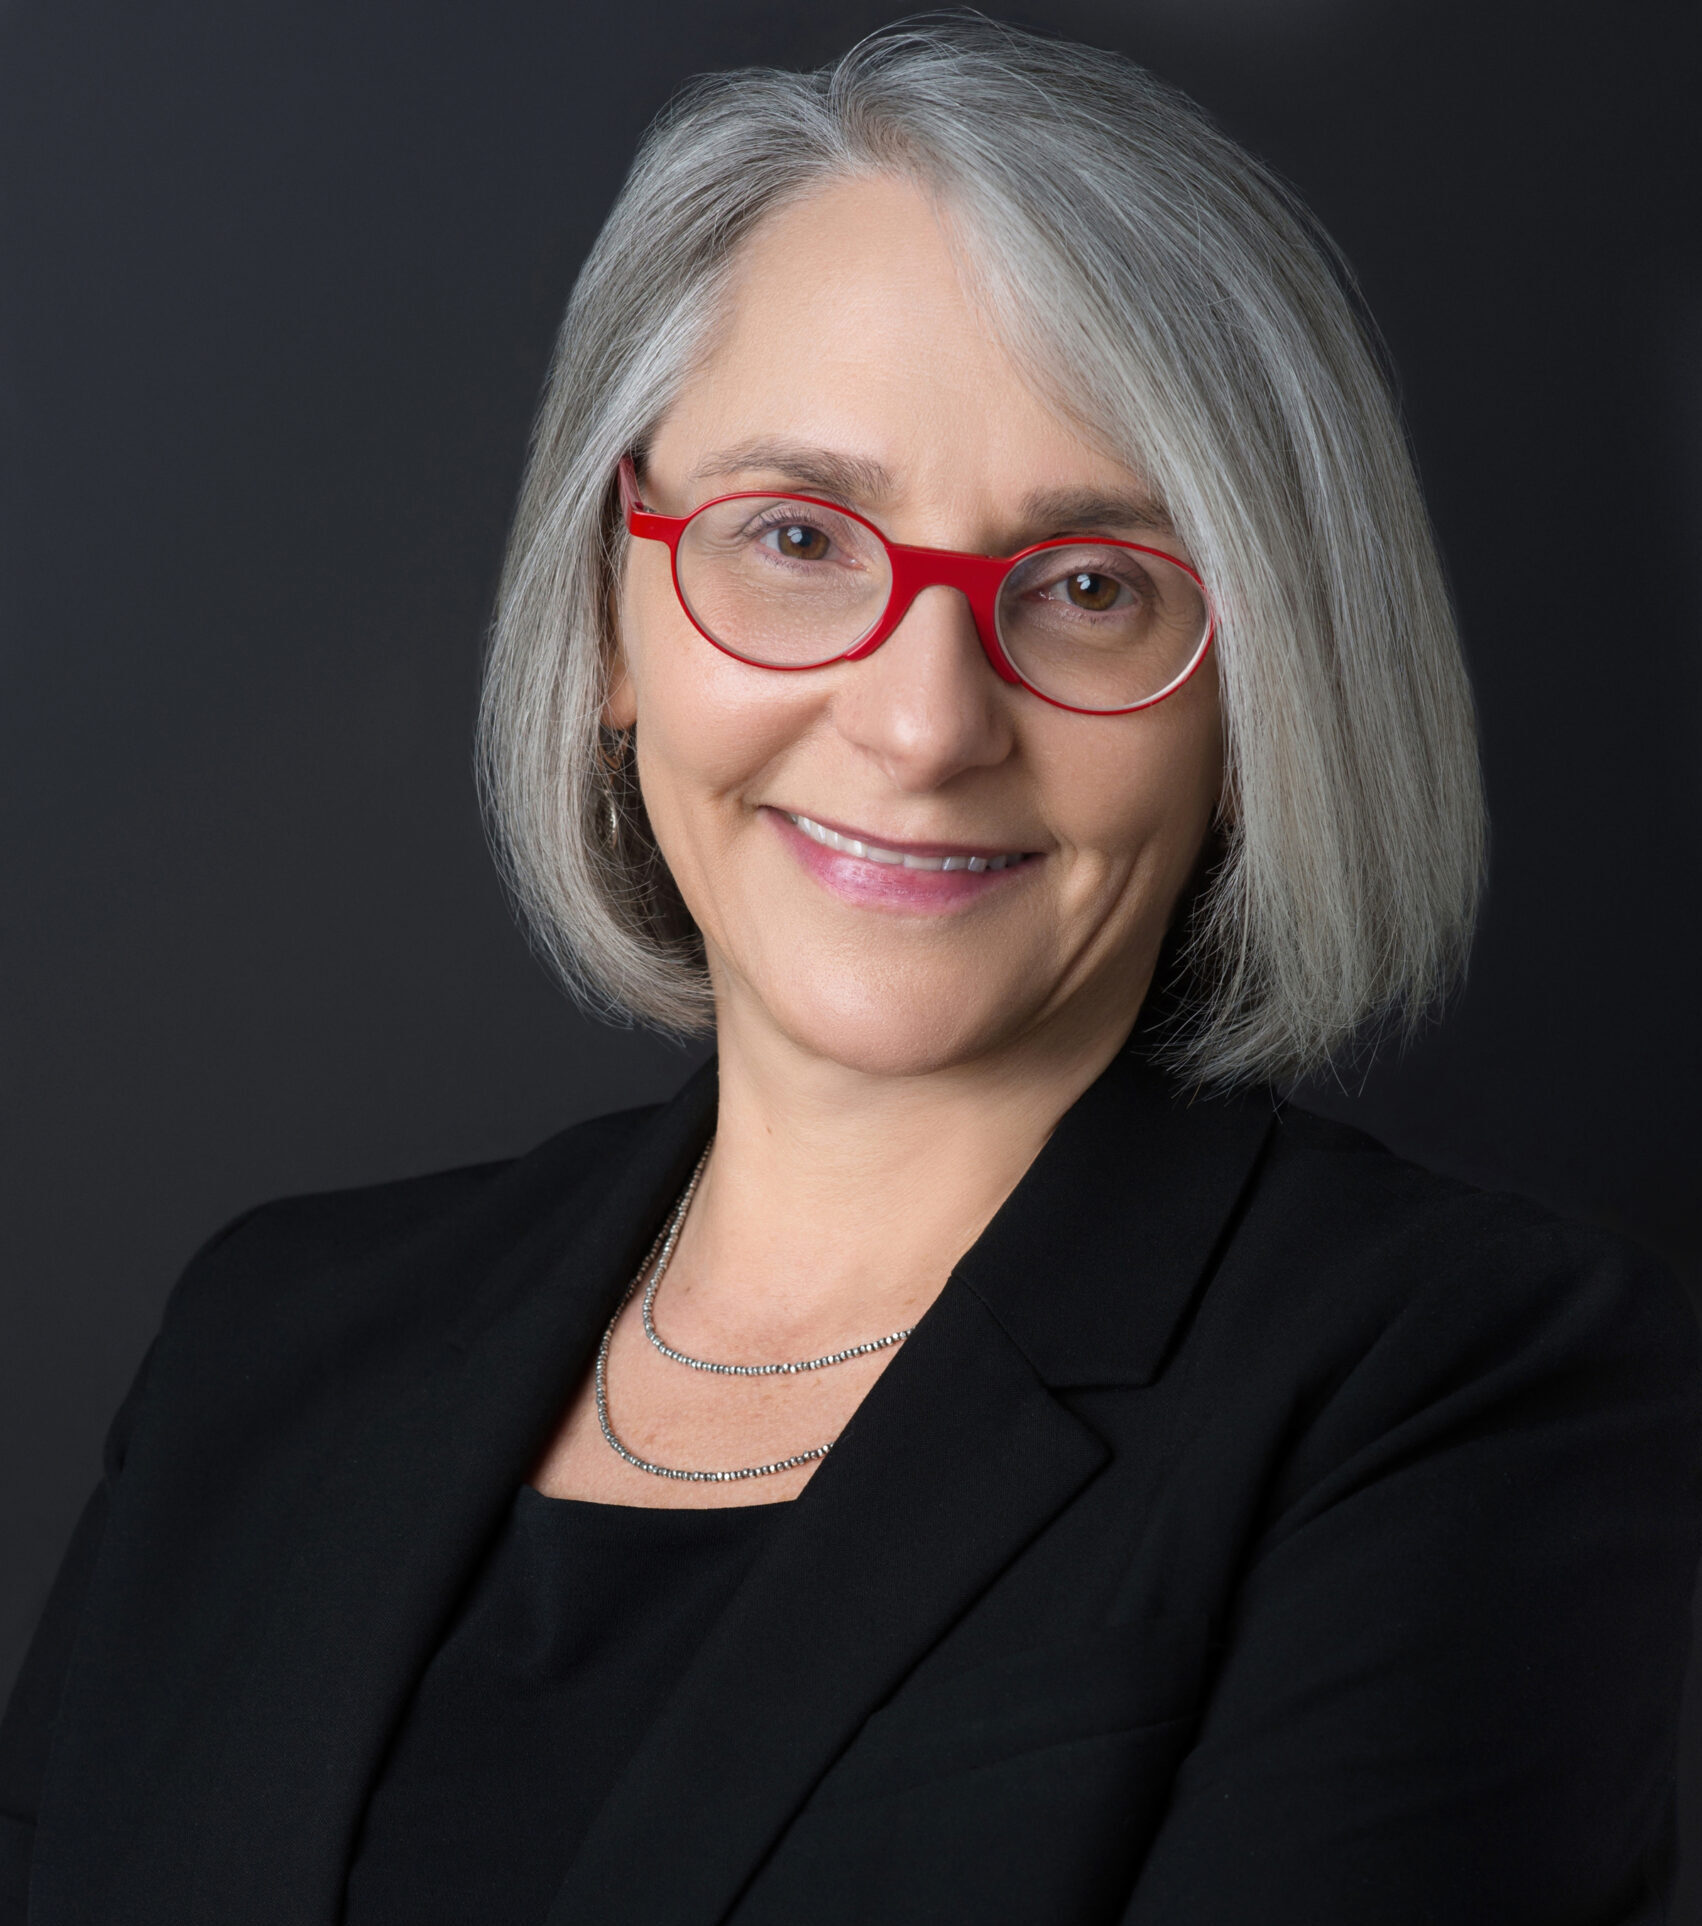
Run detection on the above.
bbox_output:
[446,1037,1276,1400]
[447,1039,1277,1400]
[954,1046,1278,1388]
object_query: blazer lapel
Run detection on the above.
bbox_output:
[546,1046,1276,1926]
[547,1277,1109,1926]
[955,1047,1278,1388]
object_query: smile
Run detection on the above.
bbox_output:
[783,813,1031,872]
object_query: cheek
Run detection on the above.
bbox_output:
[1033,686,1223,904]
[619,562,817,826]
[640,660,812,807]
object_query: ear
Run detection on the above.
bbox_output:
[602,565,639,730]
[602,651,638,731]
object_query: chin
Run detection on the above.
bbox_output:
[752,965,1042,1080]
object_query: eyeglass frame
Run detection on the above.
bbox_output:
[617,456,1215,717]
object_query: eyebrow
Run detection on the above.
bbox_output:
[689,439,897,506]
[1018,485,1174,540]
[686,440,1175,543]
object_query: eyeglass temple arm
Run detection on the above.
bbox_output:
[618,454,681,544]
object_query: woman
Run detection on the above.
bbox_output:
[3,17,1697,1925]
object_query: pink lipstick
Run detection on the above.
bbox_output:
[769,808,1038,913]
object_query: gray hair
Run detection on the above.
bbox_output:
[477,15,1484,1086]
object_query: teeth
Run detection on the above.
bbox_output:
[787,814,1024,873]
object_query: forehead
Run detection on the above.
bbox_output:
[649,173,1157,519]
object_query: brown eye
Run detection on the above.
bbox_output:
[1065,570,1122,611]
[774,523,831,561]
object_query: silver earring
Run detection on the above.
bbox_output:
[597,730,630,851]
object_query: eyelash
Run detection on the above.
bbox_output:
[743,506,839,541]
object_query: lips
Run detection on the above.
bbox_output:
[781,812,1032,873]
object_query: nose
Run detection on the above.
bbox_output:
[831,584,1015,791]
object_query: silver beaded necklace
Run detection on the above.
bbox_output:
[594,1141,915,1483]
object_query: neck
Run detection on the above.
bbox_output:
[674,980,1150,1345]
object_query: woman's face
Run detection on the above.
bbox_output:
[611,174,1224,1079]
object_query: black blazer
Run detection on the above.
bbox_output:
[4,1052,1700,1925]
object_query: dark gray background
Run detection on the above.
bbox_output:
[4,0,1700,1906]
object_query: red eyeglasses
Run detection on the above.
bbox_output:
[619,458,1213,716]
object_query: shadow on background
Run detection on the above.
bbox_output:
[3,0,1699,1908]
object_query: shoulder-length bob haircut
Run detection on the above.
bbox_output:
[478,15,1484,1087]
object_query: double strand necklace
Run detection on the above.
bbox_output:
[594,1142,915,1483]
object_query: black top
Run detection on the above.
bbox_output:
[342,1488,782,1926]
[3,1050,1699,1925]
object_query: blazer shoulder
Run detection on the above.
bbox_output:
[1247,1101,1702,1389]
[1266,1099,1641,1259]
[157,1099,666,1349]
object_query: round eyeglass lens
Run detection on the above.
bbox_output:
[995,542,1210,712]
[675,495,893,667]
